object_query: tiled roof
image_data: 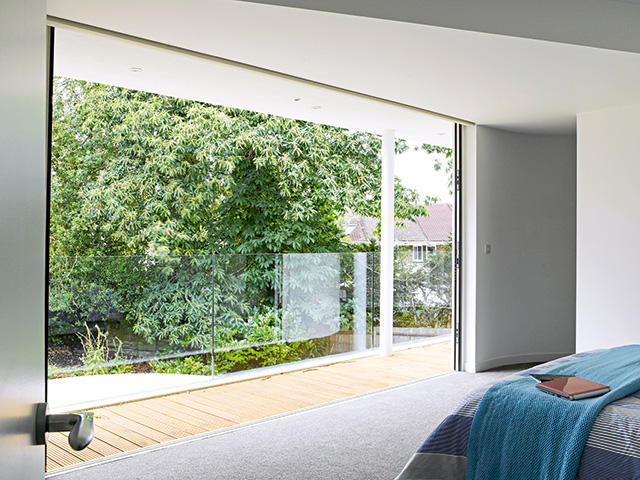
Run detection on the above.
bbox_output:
[344,203,452,244]
[394,217,428,242]
[415,204,452,242]
[345,215,377,243]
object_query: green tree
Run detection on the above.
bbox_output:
[51,78,428,258]
[416,143,454,197]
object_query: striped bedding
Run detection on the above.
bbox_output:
[396,352,640,480]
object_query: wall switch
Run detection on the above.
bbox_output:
[484,244,491,254]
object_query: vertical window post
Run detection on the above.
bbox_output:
[453,124,463,371]
[380,129,395,356]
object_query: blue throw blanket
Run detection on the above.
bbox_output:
[465,345,640,480]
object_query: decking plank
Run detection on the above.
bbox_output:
[124,402,212,434]
[187,391,288,420]
[225,381,319,408]
[45,457,65,471]
[288,370,390,391]
[92,423,153,450]
[175,392,261,423]
[91,414,164,447]
[188,388,300,418]
[163,394,245,424]
[253,377,344,402]
[46,439,84,466]
[104,404,204,437]
[141,397,238,431]
[95,408,178,443]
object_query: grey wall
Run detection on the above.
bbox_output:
[466,127,576,371]
[0,0,47,476]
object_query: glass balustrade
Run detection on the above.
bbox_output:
[48,249,451,380]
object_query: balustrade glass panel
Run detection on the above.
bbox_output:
[392,248,453,344]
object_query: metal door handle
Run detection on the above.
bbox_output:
[35,403,94,451]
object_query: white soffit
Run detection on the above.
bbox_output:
[48,0,640,135]
[52,26,455,146]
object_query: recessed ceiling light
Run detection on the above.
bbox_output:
[438,132,446,135]
[294,98,301,102]
[311,105,322,110]
[129,67,143,73]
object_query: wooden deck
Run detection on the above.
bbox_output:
[46,342,451,471]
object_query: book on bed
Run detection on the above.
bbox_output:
[529,374,574,383]
[535,376,611,400]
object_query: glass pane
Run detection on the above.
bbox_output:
[282,253,340,342]
[48,255,213,378]
[213,253,282,352]
[211,252,377,375]
[393,248,452,345]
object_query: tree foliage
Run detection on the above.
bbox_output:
[415,143,454,196]
[51,78,429,258]
[50,78,434,357]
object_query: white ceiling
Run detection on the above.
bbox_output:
[52,28,455,146]
[48,0,640,138]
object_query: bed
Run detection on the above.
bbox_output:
[396,350,640,480]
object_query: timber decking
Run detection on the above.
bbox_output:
[46,341,451,471]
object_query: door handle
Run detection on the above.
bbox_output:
[35,402,94,451]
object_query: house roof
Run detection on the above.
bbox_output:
[416,204,452,242]
[345,203,452,244]
[395,218,428,243]
[345,215,377,244]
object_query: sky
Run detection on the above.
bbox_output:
[394,141,453,205]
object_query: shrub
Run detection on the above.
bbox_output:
[77,323,132,375]
[150,355,211,375]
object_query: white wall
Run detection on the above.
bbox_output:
[464,127,576,372]
[577,104,640,351]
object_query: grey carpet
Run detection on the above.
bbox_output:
[48,366,527,480]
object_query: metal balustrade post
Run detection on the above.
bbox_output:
[353,252,367,351]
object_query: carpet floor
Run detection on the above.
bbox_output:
[48,366,525,480]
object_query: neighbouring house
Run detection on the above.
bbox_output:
[345,203,452,261]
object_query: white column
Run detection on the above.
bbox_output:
[379,129,395,356]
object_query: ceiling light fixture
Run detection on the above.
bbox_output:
[129,67,143,73]
[311,105,322,110]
